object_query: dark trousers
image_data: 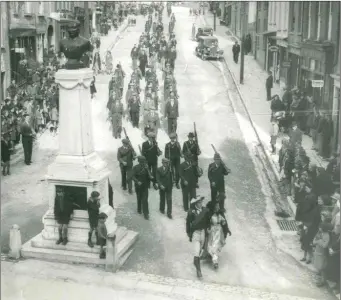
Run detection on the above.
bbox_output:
[192,155,199,184]
[139,63,146,76]
[135,185,149,216]
[120,165,132,191]
[159,188,172,215]
[266,87,272,101]
[210,186,225,209]
[170,158,180,184]
[147,161,157,184]
[233,53,239,63]
[22,136,33,164]
[130,111,139,128]
[167,118,177,134]
[181,184,196,211]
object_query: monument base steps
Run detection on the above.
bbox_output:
[21,227,138,269]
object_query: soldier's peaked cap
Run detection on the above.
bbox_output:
[214,153,221,159]
[188,132,195,138]
[169,132,177,139]
[190,196,205,205]
[122,138,129,144]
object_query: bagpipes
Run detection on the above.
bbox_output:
[211,144,231,174]
[123,127,137,159]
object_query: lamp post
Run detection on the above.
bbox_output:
[213,9,216,31]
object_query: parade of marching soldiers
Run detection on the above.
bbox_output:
[103,2,231,230]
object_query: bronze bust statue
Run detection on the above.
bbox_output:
[60,21,93,70]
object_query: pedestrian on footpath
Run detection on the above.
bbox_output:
[54,187,74,246]
[132,156,153,220]
[156,158,173,219]
[232,41,240,63]
[270,117,279,154]
[266,71,273,101]
[1,133,12,176]
[20,114,35,165]
[186,196,210,278]
[87,191,101,248]
[117,139,136,194]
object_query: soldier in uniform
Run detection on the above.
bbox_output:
[208,153,231,204]
[167,45,177,70]
[165,96,179,134]
[128,94,140,128]
[182,132,201,188]
[110,98,124,139]
[131,44,139,69]
[142,131,162,189]
[179,153,201,211]
[165,132,181,189]
[156,158,173,219]
[117,139,136,194]
[186,196,210,278]
[132,155,153,220]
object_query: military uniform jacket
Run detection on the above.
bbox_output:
[179,161,198,186]
[132,164,152,187]
[117,146,134,168]
[128,100,140,113]
[165,141,181,161]
[145,113,160,129]
[142,140,160,163]
[156,166,173,190]
[186,207,210,237]
[208,162,229,190]
[182,141,200,157]
[165,100,179,119]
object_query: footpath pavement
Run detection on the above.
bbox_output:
[200,13,328,213]
[1,259,319,300]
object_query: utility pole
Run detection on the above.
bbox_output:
[239,3,245,84]
[84,1,90,39]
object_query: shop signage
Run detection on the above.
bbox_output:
[312,80,324,88]
[282,61,291,68]
[269,46,279,52]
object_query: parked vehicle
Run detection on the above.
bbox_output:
[195,36,224,60]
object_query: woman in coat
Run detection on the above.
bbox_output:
[206,202,231,269]
[92,50,101,75]
[105,51,113,74]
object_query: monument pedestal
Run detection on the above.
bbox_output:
[22,68,138,269]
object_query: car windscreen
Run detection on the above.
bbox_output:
[204,39,217,47]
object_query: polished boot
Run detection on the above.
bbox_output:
[88,232,94,248]
[193,256,202,278]
[95,232,100,246]
[62,237,68,245]
[56,228,63,245]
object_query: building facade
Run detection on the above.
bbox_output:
[1,2,11,103]
[254,2,269,70]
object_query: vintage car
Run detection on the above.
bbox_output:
[195,26,213,40]
[195,36,224,60]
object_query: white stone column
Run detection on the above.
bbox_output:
[55,69,94,156]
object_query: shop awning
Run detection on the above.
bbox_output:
[49,12,77,25]
[260,30,276,36]
[9,27,37,39]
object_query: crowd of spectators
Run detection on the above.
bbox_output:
[267,85,340,291]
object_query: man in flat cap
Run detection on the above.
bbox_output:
[117,138,136,194]
[208,153,230,203]
[186,196,210,278]
[182,132,201,188]
[20,113,35,165]
[165,96,179,134]
[142,131,162,189]
[165,132,182,189]
[156,157,173,219]
[179,153,201,211]
[132,155,153,220]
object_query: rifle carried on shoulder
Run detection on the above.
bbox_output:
[211,144,231,174]
[123,127,136,158]
[193,122,201,155]
[138,144,155,183]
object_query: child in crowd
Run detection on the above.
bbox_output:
[87,191,101,248]
[97,212,108,259]
[1,133,13,176]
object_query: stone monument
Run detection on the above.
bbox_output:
[22,22,138,268]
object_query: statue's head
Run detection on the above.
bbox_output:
[67,21,81,38]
